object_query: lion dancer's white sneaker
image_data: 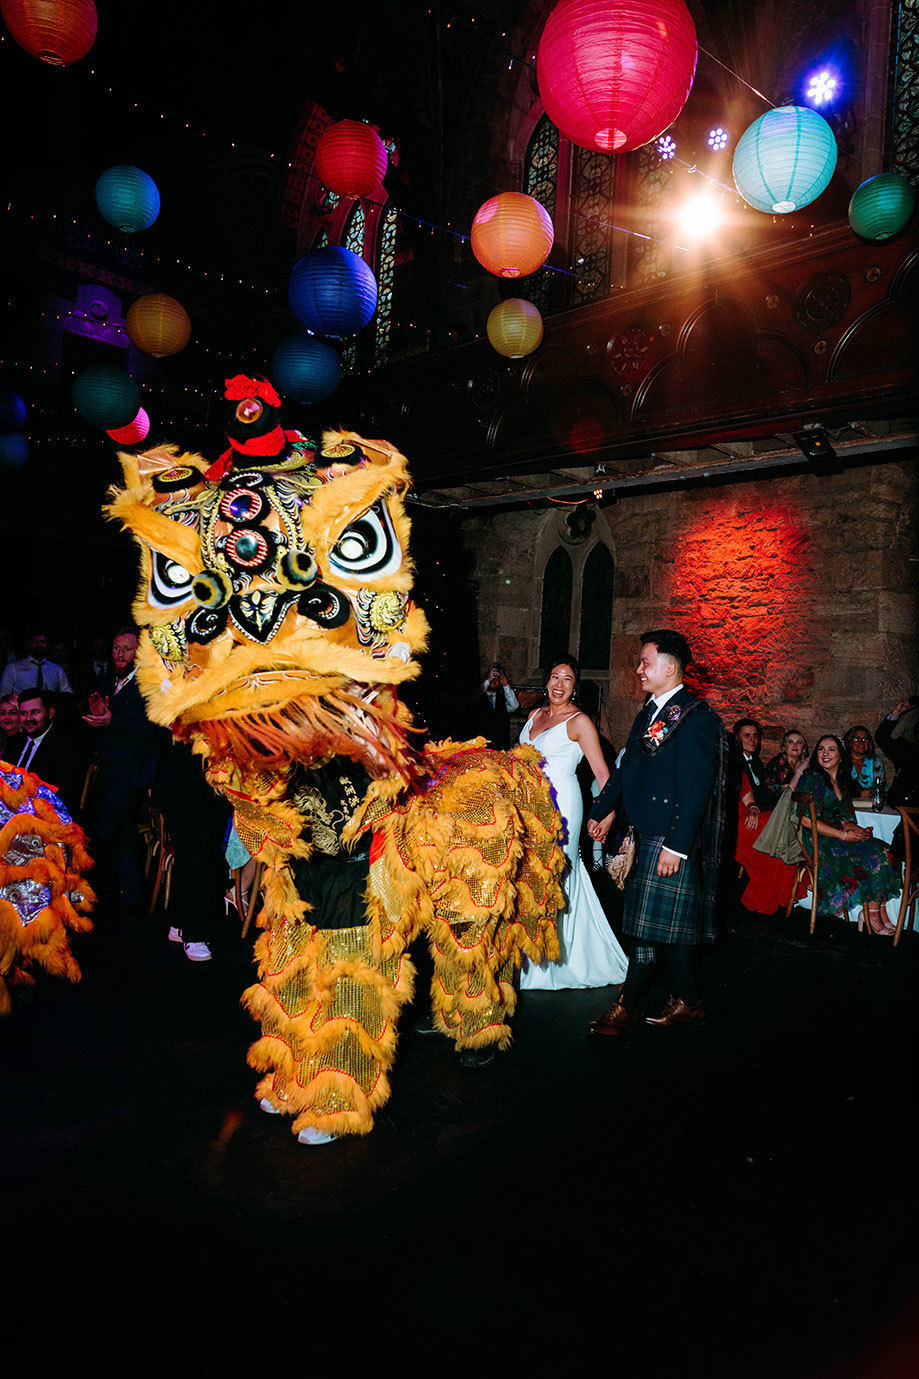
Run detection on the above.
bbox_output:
[297,1125,338,1146]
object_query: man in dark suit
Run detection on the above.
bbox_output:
[469,663,520,750]
[6,688,87,816]
[84,629,159,917]
[586,629,727,1034]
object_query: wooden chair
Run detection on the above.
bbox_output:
[148,810,175,914]
[233,858,265,940]
[894,807,919,947]
[79,762,98,814]
[786,791,820,934]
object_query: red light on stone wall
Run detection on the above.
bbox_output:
[664,501,811,718]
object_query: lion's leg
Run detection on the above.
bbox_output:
[242,853,415,1139]
[428,916,517,1052]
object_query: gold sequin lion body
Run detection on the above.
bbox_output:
[108,376,564,1139]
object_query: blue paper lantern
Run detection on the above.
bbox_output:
[0,431,29,470]
[848,173,916,241]
[72,366,141,429]
[0,388,26,430]
[95,165,161,233]
[733,106,836,214]
[288,247,378,338]
[272,336,341,404]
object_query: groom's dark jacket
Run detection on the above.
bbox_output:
[589,686,720,856]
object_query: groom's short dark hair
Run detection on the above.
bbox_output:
[640,629,692,676]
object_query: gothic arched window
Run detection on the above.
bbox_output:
[524,114,559,314]
[539,546,573,669]
[578,543,614,669]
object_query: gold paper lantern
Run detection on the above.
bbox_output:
[471,192,554,278]
[486,299,544,357]
[126,293,191,358]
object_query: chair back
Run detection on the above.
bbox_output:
[787,791,820,934]
[896,807,919,945]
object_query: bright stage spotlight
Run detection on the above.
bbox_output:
[805,66,842,107]
[677,192,723,239]
[657,134,677,161]
[707,126,729,150]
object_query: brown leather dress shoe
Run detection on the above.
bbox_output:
[644,995,706,1027]
[587,1000,641,1037]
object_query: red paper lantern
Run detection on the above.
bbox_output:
[107,409,150,445]
[0,0,97,66]
[314,120,388,196]
[471,193,554,279]
[536,0,697,153]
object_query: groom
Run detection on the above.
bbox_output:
[586,629,727,1034]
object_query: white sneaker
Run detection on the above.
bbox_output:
[259,1098,282,1115]
[297,1125,338,1146]
[167,926,183,943]
[183,940,212,962]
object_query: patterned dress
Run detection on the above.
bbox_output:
[797,769,900,912]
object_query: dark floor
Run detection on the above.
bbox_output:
[3,885,918,1376]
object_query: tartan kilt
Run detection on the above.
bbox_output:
[623,834,703,944]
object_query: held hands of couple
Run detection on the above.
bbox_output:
[587,810,614,843]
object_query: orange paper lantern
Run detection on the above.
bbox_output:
[314,120,388,196]
[471,193,554,279]
[0,0,97,65]
[126,294,191,358]
[486,299,544,357]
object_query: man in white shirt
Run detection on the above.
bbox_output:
[0,631,73,697]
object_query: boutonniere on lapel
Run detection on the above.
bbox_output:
[643,703,683,754]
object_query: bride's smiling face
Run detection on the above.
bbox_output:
[546,664,576,707]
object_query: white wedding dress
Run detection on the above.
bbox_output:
[519,716,628,990]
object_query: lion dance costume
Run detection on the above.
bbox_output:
[108,376,564,1141]
[0,765,94,1015]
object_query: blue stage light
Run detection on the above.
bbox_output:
[804,65,842,108]
[657,134,677,161]
[707,126,729,150]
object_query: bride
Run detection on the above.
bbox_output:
[519,656,628,990]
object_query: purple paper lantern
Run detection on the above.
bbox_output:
[288,247,378,338]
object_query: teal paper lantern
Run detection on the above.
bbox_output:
[0,387,26,430]
[72,366,141,429]
[272,336,341,403]
[288,247,378,338]
[95,165,161,233]
[0,431,29,470]
[733,106,837,214]
[848,173,916,241]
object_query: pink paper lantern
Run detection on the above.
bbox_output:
[471,193,554,279]
[314,120,388,196]
[107,409,150,445]
[536,0,698,153]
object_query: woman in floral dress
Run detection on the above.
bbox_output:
[797,735,900,935]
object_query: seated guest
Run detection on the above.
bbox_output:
[0,630,73,697]
[764,728,809,799]
[844,725,885,801]
[469,662,520,750]
[0,693,20,756]
[5,688,87,816]
[875,699,919,808]
[797,735,900,936]
[83,629,159,919]
[733,718,796,915]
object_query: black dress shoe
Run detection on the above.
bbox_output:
[413,1010,440,1035]
[458,1045,495,1068]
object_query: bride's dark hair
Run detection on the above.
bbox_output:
[542,655,581,706]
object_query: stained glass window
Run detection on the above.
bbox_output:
[891,0,919,184]
[629,145,673,285]
[525,115,559,314]
[539,547,573,669]
[578,544,614,669]
[313,228,329,250]
[375,206,397,366]
[569,147,616,307]
[341,205,366,375]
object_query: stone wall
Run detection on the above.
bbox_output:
[461,460,919,755]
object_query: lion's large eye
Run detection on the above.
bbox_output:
[328,502,401,579]
[150,551,195,608]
